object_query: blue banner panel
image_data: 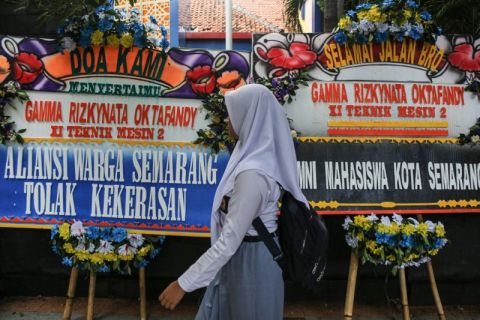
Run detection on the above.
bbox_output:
[0,141,229,236]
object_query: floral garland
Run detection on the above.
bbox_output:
[334,0,441,45]
[194,74,308,153]
[343,214,447,273]
[458,117,480,145]
[57,2,169,51]
[51,221,165,274]
[0,80,29,144]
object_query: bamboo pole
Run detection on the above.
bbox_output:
[86,271,96,320]
[139,267,147,320]
[399,268,411,320]
[416,214,446,320]
[344,251,359,320]
[62,267,78,320]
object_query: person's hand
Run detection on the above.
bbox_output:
[159,280,185,310]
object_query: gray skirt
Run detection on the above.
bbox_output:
[195,239,284,320]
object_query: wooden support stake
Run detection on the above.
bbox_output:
[416,214,447,320]
[399,268,411,320]
[86,271,96,320]
[62,267,78,320]
[139,267,147,320]
[344,251,359,320]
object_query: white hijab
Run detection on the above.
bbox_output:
[210,84,309,243]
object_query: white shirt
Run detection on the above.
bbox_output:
[178,170,280,292]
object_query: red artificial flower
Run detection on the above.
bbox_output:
[0,55,10,84]
[448,43,480,72]
[216,70,245,94]
[266,42,317,70]
[186,65,216,95]
[13,52,44,85]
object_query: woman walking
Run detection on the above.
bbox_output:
[159,84,309,319]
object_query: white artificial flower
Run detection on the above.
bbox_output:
[389,24,400,33]
[345,21,359,32]
[75,241,86,251]
[118,244,138,256]
[402,22,412,36]
[70,221,85,237]
[415,23,424,34]
[98,13,106,20]
[291,130,298,139]
[342,217,353,230]
[471,135,480,143]
[375,22,389,33]
[128,234,144,248]
[380,216,391,226]
[392,213,403,224]
[345,234,358,248]
[407,217,419,226]
[61,37,77,52]
[97,240,114,254]
[82,15,89,21]
[366,213,379,222]
[359,19,374,33]
[425,220,436,232]
[88,243,95,253]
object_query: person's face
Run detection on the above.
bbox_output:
[227,118,239,141]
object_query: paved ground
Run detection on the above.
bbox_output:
[0,297,479,320]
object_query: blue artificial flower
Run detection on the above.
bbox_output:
[410,27,422,40]
[98,18,114,32]
[112,228,128,242]
[86,226,100,240]
[150,15,158,24]
[98,265,110,273]
[434,238,447,249]
[394,32,404,42]
[375,232,390,244]
[356,3,373,10]
[435,26,443,35]
[52,244,60,255]
[134,35,145,48]
[160,38,169,50]
[116,22,130,34]
[130,7,140,15]
[406,0,419,8]
[400,235,415,248]
[150,248,161,259]
[57,25,66,37]
[334,31,348,45]
[62,256,73,267]
[420,11,432,21]
[96,2,114,14]
[374,31,388,43]
[100,228,113,241]
[382,0,395,7]
[160,25,168,37]
[51,225,59,239]
[137,259,150,268]
[356,33,368,44]
[132,22,144,33]
[346,10,357,18]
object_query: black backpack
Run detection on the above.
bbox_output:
[252,190,328,291]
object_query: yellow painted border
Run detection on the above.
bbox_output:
[309,199,480,209]
[24,137,196,147]
[327,121,449,128]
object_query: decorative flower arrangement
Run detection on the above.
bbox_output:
[343,214,447,273]
[51,221,165,274]
[57,2,169,51]
[458,117,480,145]
[0,81,28,144]
[194,74,308,153]
[334,0,441,45]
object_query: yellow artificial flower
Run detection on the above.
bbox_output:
[63,243,75,254]
[357,11,368,20]
[366,5,383,22]
[90,253,104,264]
[138,246,151,257]
[106,34,120,48]
[353,215,373,230]
[405,253,419,261]
[59,223,70,240]
[387,223,400,235]
[91,30,104,45]
[416,223,429,236]
[338,16,352,29]
[120,33,134,48]
[404,10,412,19]
[401,224,416,236]
[366,240,377,251]
[428,249,439,256]
[103,253,117,262]
[356,231,364,241]
[415,12,422,23]
[387,254,396,262]
[377,224,389,233]
[435,225,445,237]
[75,250,90,261]
[373,246,384,255]
[119,254,134,261]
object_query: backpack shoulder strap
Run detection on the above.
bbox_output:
[252,217,287,269]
